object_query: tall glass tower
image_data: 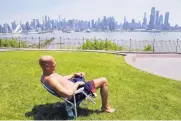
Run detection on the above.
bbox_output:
[143,13,147,26]
[155,11,159,26]
[159,14,163,26]
[164,12,170,28]
[149,7,156,29]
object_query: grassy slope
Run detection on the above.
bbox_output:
[0,51,180,120]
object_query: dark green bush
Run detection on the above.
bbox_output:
[0,37,54,48]
[0,39,27,48]
[144,45,153,51]
[81,39,123,51]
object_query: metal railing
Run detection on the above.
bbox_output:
[0,37,181,53]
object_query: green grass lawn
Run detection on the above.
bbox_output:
[0,51,181,120]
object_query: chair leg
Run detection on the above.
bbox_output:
[74,94,77,118]
[65,102,75,119]
[82,91,96,104]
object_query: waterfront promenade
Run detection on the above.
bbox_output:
[125,53,181,81]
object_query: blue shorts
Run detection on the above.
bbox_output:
[69,77,96,103]
[70,77,96,93]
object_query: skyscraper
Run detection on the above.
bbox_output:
[11,21,17,30]
[142,13,147,28]
[164,12,170,29]
[48,17,50,22]
[131,19,135,29]
[158,14,163,26]
[32,19,36,29]
[124,16,127,24]
[45,16,48,23]
[91,19,94,29]
[42,16,45,25]
[103,16,107,26]
[123,16,128,30]
[3,23,9,33]
[59,15,61,22]
[36,19,40,26]
[25,21,30,30]
[149,7,156,29]
[151,7,155,15]
[155,11,159,26]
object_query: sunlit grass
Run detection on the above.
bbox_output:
[0,51,180,120]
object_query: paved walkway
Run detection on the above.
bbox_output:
[125,54,181,81]
[0,49,7,52]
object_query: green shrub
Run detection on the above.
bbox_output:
[0,39,20,47]
[144,45,153,51]
[21,41,29,48]
[82,39,93,50]
[0,37,54,48]
[40,37,55,48]
[81,39,123,51]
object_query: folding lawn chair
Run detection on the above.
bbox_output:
[40,77,96,119]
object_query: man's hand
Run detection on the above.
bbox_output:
[77,81,85,86]
[74,72,85,77]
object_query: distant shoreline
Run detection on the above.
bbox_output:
[1,30,181,35]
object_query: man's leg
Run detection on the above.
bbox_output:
[92,77,115,113]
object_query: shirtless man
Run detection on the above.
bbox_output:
[39,55,115,113]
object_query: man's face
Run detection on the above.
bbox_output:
[51,59,56,71]
[45,59,56,72]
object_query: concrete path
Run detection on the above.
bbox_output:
[125,54,181,81]
[0,48,6,52]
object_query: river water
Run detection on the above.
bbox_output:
[1,31,181,41]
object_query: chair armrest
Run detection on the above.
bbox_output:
[75,87,84,94]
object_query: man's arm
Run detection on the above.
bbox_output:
[63,74,74,80]
[63,72,85,80]
[47,77,84,99]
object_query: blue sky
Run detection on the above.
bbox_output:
[1,0,181,25]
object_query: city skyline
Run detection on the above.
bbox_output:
[1,6,181,34]
[1,0,181,25]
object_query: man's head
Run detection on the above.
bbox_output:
[39,55,56,73]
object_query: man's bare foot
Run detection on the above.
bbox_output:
[101,105,115,113]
